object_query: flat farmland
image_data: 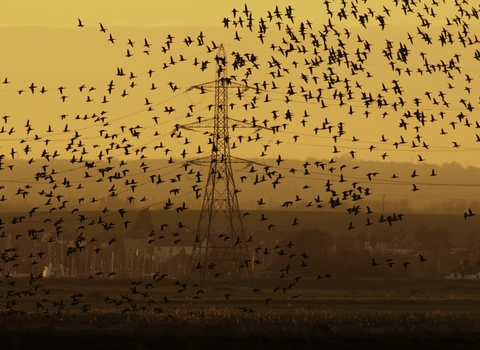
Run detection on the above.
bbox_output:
[2,278,480,349]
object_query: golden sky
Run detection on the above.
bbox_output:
[0,1,479,168]
[0,0,328,27]
[0,0,478,224]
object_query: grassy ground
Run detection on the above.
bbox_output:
[2,307,480,350]
[1,277,480,349]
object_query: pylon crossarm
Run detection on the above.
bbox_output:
[178,118,216,130]
[188,81,252,91]
[182,156,212,166]
[185,81,216,91]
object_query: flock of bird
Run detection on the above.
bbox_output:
[0,0,478,316]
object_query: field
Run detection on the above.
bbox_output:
[2,277,480,349]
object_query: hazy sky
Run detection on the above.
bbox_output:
[0,1,328,27]
[1,1,479,169]
[0,1,479,242]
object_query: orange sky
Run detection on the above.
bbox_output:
[0,0,479,219]
[0,1,479,167]
[0,1,329,27]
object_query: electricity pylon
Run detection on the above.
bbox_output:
[183,44,256,287]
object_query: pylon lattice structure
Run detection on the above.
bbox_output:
[183,45,257,287]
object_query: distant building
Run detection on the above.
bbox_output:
[446,259,480,279]
[365,232,419,255]
[123,208,155,259]
[122,208,194,278]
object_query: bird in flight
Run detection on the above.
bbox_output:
[419,254,428,263]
